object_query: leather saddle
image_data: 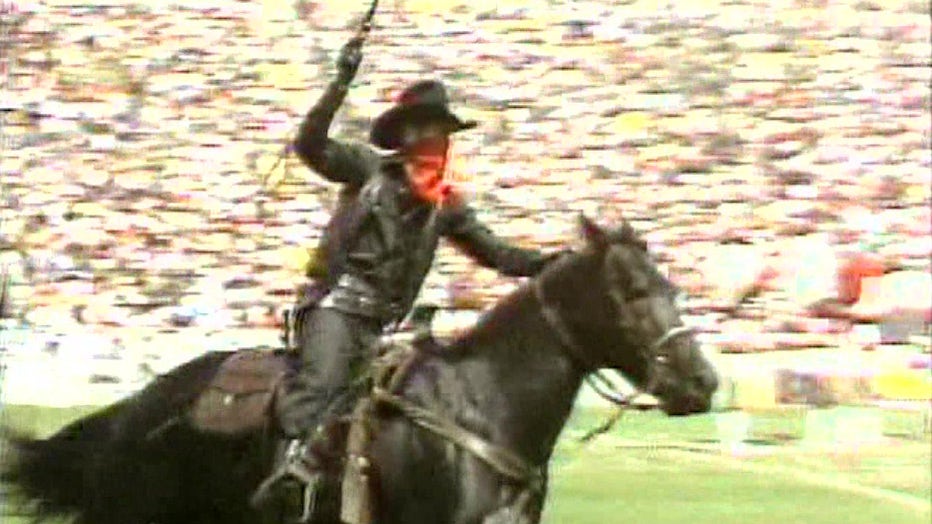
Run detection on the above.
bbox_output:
[185,304,443,438]
[187,350,294,435]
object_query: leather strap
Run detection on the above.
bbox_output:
[372,387,544,491]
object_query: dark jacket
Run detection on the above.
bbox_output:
[294,80,553,323]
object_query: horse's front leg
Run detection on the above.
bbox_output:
[480,480,547,524]
[480,493,539,524]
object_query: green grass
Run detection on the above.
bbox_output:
[0,405,101,438]
[546,407,930,523]
[545,446,927,524]
[1,405,929,524]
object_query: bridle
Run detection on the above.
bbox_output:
[533,272,696,408]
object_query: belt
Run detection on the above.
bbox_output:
[319,274,403,322]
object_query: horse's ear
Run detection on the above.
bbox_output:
[619,219,648,251]
[578,213,608,250]
[620,219,637,241]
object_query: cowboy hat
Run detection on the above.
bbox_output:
[370,79,477,151]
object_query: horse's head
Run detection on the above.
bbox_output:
[538,214,718,415]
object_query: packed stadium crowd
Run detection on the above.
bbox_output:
[0,0,929,354]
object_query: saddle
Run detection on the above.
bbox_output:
[184,286,335,437]
[184,306,439,438]
[187,350,292,435]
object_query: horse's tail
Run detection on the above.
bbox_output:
[0,351,231,522]
[0,404,125,520]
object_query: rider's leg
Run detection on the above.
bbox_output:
[279,306,366,439]
[254,306,381,510]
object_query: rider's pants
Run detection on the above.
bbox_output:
[277,306,383,439]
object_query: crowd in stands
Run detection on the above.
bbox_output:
[0,0,928,354]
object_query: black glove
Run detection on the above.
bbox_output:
[335,34,365,85]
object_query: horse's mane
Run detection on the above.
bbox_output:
[444,283,538,353]
[439,220,650,354]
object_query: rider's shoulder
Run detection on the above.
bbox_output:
[358,166,400,204]
[437,196,477,229]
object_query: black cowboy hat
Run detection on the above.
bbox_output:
[370,79,477,151]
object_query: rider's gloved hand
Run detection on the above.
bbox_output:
[335,34,365,85]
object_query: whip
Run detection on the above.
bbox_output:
[259,0,380,192]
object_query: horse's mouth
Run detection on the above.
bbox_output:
[660,393,713,416]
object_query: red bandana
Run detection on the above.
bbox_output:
[406,136,454,205]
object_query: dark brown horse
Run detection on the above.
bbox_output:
[1,216,718,524]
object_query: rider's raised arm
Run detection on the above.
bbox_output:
[293,80,379,187]
[440,201,555,277]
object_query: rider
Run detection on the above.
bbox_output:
[255,33,569,510]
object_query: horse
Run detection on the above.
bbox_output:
[1,215,719,524]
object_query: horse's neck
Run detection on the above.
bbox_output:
[485,330,584,466]
[435,290,587,466]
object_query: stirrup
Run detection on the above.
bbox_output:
[276,474,320,524]
[252,469,321,523]
[250,441,321,517]
[297,478,319,524]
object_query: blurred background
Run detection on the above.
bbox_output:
[0,1,929,522]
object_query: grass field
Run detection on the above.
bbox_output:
[1,404,929,524]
